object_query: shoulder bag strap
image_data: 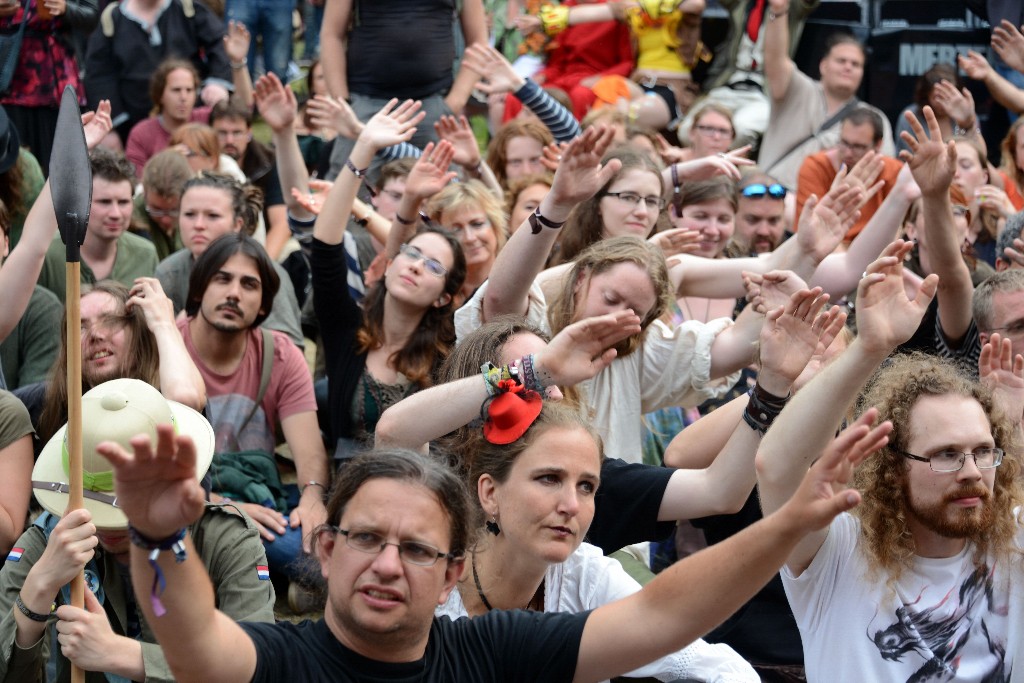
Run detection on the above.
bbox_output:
[765,97,861,176]
[237,328,275,436]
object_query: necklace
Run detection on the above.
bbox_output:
[471,553,543,612]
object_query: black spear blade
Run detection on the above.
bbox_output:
[50,86,92,263]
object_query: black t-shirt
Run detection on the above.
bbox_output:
[587,458,675,553]
[241,611,589,682]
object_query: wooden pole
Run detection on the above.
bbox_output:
[65,264,85,683]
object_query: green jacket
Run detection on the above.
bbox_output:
[0,503,276,683]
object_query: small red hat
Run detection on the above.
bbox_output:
[483,382,543,445]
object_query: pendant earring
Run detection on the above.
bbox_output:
[485,517,500,536]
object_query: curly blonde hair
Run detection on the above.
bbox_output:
[853,353,1024,585]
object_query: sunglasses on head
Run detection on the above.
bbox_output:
[741,183,787,200]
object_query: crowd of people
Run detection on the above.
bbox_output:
[0,0,1023,680]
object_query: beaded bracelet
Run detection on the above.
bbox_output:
[129,526,188,617]
[481,361,522,396]
[15,595,54,622]
[741,383,791,435]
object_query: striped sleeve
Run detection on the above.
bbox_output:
[514,79,581,143]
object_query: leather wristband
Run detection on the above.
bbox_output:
[529,208,566,235]
[15,595,54,622]
[346,158,368,178]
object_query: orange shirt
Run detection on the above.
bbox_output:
[795,152,904,241]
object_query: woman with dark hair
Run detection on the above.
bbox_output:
[311,98,466,460]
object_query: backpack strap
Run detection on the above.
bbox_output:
[237,328,275,436]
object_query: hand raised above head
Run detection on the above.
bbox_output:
[855,239,938,355]
[98,425,206,540]
[254,73,298,132]
[898,106,956,198]
[546,126,621,213]
[358,99,425,152]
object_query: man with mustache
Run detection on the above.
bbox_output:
[756,234,1024,679]
[178,231,329,595]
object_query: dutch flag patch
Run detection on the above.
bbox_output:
[256,565,270,580]
[6,548,23,562]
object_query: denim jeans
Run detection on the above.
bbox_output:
[302,0,324,60]
[260,483,314,581]
[226,0,295,80]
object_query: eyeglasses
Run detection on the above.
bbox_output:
[951,205,969,218]
[145,205,180,219]
[988,321,1024,337]
[81,313,130,337]
[741,183,787,200]
[398,243,448,278]
[603,192,667,211]
[333,527,458,566]
[838,138,873,154]
[901,447,1004,472]
[694,124,732,138]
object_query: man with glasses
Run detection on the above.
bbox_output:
[758,2,894,191]
[758,240,1024,680]
[729,172,789,255]
[974,269,1024,368]
[795,107,902,242]
[133,150,194,261]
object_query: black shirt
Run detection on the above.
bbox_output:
[241,610,588,682]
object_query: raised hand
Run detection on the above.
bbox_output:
[253,73,297,133]
[898,106,956,197]
[461,43,524,95]
[795,183,864,261]
[744,269,810,315]
[534,310,643,387]
[82,100,113,150]
[655,133,689,165]
[672,146,753,182]
[434,114,482,168]
[979,332,1024,423]
[757,288,837,395]
[648,227,700,258]
[974,184,1014,218]
[98,425,207,540]
[291,178,333,215]
[546,125,621,212]
[931,79,977,128]
[540,140,569,172]
[358,99,425,152]
[958,51,994,82]
[403,141,457,202]
[992,20,1024,74]
[307,95,364,139]
[223,20,251,65]
[855,240,938,355]
[832,150,885,205]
